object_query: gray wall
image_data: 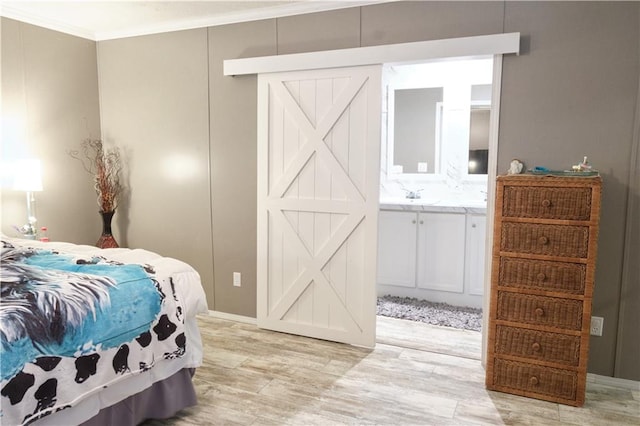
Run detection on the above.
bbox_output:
[499,1,639,379]
[2,1,638,380]
[1,18,102,244]
[97,29,214,305]
[207,21,276,316]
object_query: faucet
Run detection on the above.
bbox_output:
[404,188,423,199]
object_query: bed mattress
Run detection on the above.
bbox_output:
[0,236,208,425]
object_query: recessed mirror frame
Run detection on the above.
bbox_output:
[385,82,446,182]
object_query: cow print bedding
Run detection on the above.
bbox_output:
[0,240,189,425]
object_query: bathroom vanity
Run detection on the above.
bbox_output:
[377,200,487,309]
[377,58,494,309]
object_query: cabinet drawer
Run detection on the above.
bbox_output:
[495,325,581,366]
[492,358,577,401]
[501,222,589,258]
[502,186,592,220]
[499,258,586,294]
[497,292,583,330]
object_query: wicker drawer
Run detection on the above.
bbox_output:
[492,358,578,401]
[502,186,592,220]
[495,325,581,366]
[497,292,583,330]
[501,222,589,258]
[499,257,586,294]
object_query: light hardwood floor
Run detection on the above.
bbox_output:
[147,315,639,425]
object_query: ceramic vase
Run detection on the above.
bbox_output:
[96,210,119,248]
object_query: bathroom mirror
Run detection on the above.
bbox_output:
[468,106,490,175]
[385,60,493,182]
[468,83,492,175]
[392,87,443,174]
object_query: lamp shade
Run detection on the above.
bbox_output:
[12,158,43,191]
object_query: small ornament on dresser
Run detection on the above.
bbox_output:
[572,156,593,172]
[68,139,124,248]
[508,159,524,174]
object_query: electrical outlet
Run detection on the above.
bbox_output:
[233,272,241,287]
[590,316,604,336]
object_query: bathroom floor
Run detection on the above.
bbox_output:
[377,295,482,331]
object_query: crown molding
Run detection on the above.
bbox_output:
[1,3,96,40]
[1,1,396,42]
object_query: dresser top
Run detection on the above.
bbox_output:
[498,173,601,179]
[497,174,602,185]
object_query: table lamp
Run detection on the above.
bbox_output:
[12,158,43,239]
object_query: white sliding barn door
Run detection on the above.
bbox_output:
[257,66,381,347]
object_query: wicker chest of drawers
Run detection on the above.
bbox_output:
[485,174,601,406]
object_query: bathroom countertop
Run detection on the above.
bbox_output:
[379,198,487,214]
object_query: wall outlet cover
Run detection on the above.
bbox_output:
[590,316,604,336]
[233,272,241,287]
[391,165,404,174]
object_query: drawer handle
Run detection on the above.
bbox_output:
[541,199,551,207]
[537,272,546,281]
[412,220,416,224]
[532,342,541,352]
[538,236,549,245]
[530,376,539,386]
[535,307,545,317]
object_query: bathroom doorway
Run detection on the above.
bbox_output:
[375,56,502,360]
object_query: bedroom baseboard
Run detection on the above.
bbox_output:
[205,310,257,325]
[587,373,640,391]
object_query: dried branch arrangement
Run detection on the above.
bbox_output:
[69,139,123,212]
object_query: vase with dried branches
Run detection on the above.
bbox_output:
[69,139,123,248]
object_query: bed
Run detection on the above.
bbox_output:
[0,235,209,425]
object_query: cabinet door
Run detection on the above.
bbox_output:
[417,212,466,292]
[377,211,417,287]
[465,214,487,296]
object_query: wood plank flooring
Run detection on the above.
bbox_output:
[146,315,639,425]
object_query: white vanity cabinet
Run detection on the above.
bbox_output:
[416,212,466,292]
[377,210,418,287]
[465,214,487,296]
[377,208,486,308]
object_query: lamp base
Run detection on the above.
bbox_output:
[19,224,38,240]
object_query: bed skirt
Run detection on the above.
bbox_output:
[81,368,197,425]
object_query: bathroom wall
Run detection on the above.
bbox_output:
[381,58,494,203]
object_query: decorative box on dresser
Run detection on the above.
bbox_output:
[485,174,602,407]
